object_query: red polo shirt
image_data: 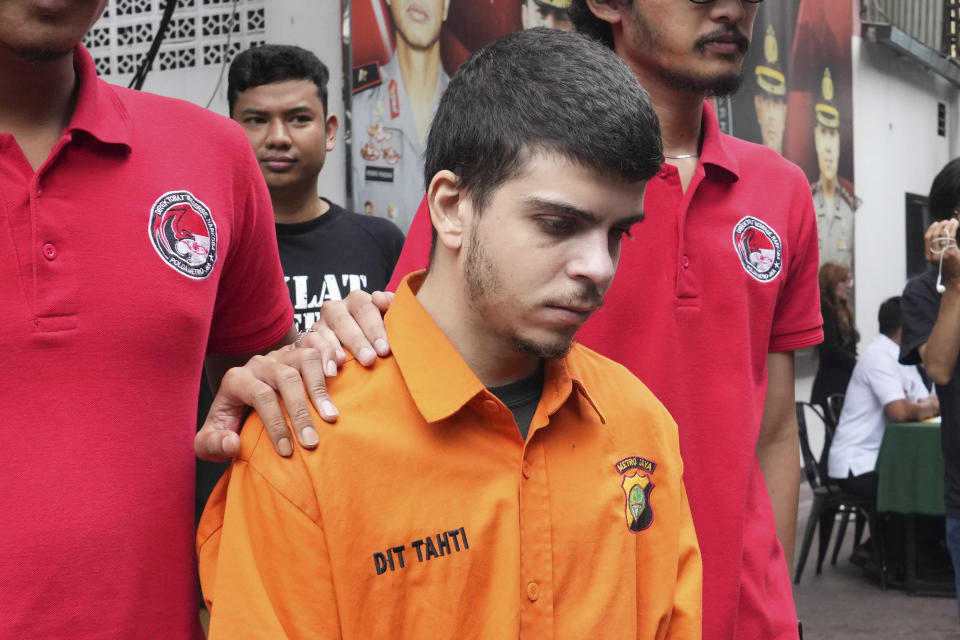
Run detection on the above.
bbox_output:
[389,103,823,640]
[0,46,292,638]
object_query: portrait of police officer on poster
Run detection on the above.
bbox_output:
[810,65,857,266]
[349,0,570,235]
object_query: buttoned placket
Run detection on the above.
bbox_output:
[657,163,706,303]
[468,386,558,639]
[3,131,80,334]
[516,384,565,639]
[35,133,80,333]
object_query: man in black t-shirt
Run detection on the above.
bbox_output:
[228,45,405,331]
[900,157,960,619]
[193,46,404,525]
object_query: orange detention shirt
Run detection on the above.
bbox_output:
[198,272,702,639]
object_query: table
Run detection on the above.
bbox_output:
[876,420,952,596]
[877,420,944,516]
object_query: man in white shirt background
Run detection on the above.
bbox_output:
[828,295,939,499]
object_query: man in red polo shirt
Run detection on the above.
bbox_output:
[0,1,340,637]
[306,1,823,638]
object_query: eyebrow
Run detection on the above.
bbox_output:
[239,105,315,117]
[522,196,645,225]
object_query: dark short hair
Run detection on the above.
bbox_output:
[425,27,661,214]
[878,296,902,337]
[929,157,960,221]
[570,0,631,50]
[227,44,329,117]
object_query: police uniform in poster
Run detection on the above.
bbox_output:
[811,178,856,265]
[352,54,449,234]
[811,67,856,265]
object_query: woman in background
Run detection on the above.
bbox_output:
[811,261,859,415]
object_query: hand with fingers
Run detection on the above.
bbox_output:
[193,288,395,462]
[926,218,960,293]
[301,289,394,366]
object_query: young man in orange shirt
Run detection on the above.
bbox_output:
[199,28,700,639]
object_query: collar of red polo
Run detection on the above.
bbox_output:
[67,45,133,151]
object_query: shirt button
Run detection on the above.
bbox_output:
[42,243,57,260]
[526,581,539,601]
[521,460,531,479]
[482,399,499,414]
[682,255,690,268]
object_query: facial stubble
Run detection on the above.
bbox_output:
[630,5,748,97]
[463,223,576,360]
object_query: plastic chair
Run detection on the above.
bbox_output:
[794,401,887,587]
[825,392,845,432]
[822,393,867,565]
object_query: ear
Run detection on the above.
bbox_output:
[585,0,625,26]
[426,170,467,253]
[442,0,451,21]
[324,113,339,152]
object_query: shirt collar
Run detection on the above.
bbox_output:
[67,45,133,150]
[387,271,605,425]
[542,353,607,425]
[699,100,740,182]
[877,333,899,354]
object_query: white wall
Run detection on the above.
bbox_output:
[852,35,959,345]
[100,1,347,206]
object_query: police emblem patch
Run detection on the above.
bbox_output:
[732,215,783,282]
[148,190,218,279]
[616,456,657,533]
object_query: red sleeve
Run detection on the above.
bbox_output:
[387,196,433,291]
[769,168,824,352]
[207,134,293,355]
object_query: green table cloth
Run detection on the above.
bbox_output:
[876,421,944,515]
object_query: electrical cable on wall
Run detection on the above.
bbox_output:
[128,0,178,90]
[204,0,242,109]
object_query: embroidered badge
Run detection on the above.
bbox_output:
[148,190,218,279]
[733,215,783,282]
[616,456,657,533]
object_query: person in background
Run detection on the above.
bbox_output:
[900,157,960,619]
[199,28,700,639]
[811,261,859,414]
[828,296,938,502]
[229,45,405,332]
[192,45,409,526]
